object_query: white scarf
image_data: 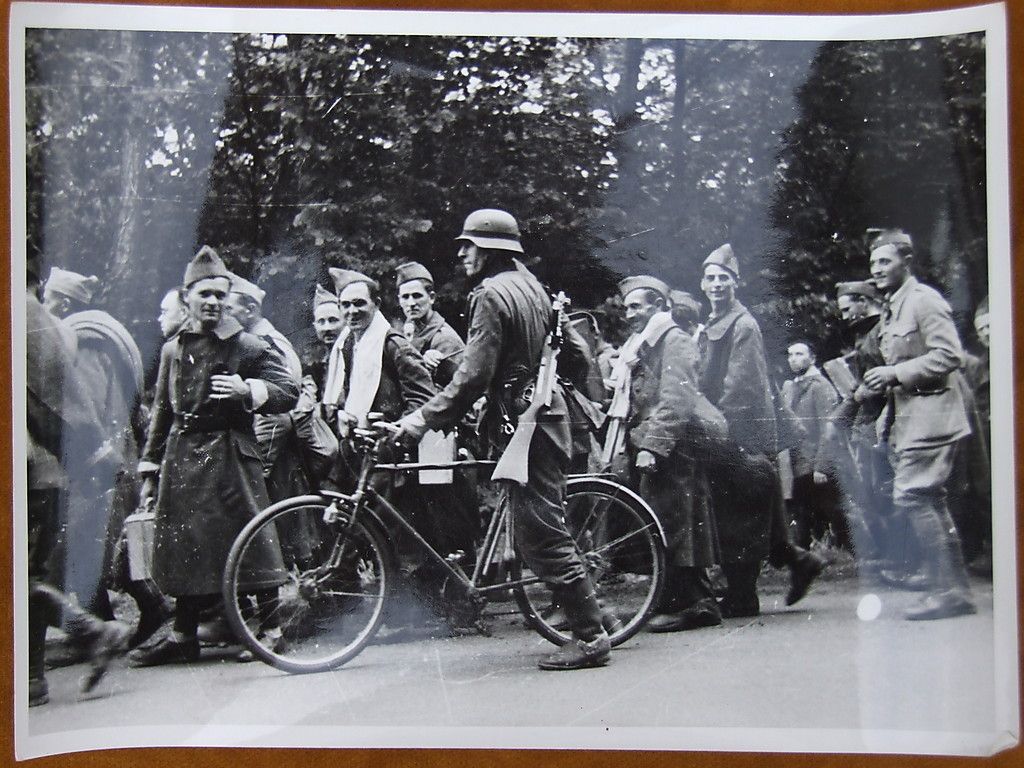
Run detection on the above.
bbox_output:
[601,310,676,464]
[607,311,676,419]
[323,310,392,430]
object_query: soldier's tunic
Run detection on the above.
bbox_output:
[419,265,589,587]
[625,320,717,569]
[876,275,971,598]
[140,316,299,596]
[404,310,464,388]
[697,300,777,564]
[877,277,970,496]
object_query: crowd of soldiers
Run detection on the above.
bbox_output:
[24,208,992,706]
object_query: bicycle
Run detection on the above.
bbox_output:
[222,421,667,674]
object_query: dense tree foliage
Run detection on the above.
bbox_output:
[24,28,988,376]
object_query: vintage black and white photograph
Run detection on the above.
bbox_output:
[11,1,1017,758]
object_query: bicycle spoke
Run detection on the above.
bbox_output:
[587,522,656,557]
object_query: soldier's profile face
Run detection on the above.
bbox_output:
[339,281,375,334]
[837,294,868,322]
[185,277,230,329]
[869,244,910,291]
[787,343,813,374]
[623,288,660,334]
[158,289,187,337]
[398,279,434,322]
[459,242,485,277]
[701,264,737,305]
[313,302,343,346]
[225,293,258,330]
[975,314,990,348]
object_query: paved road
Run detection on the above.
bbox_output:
[22,571,1005,756]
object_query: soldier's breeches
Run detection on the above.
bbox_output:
[891,443,957,506]
[506,432,587,588]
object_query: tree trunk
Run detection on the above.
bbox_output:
[103,31,144,308]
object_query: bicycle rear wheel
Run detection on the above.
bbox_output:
[222,495,394,674]
[511,477,665,647]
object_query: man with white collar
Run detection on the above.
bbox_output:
[309,284,343,392]
[396,261,464,387]
[863,229,974,620]
[783,340,842,549]
[610,275,720,632]
[129,247,298,666]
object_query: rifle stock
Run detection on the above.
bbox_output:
[490,291,569,486]
[490,402,542,484]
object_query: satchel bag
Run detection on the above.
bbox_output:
[292,405,340,481]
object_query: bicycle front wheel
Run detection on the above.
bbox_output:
[511,477,666,647]
[222,495,395,674]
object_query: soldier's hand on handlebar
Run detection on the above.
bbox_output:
[392,410,428,445]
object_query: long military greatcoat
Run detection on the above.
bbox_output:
[626,322,717,568]
[141,316,298,596]
[697,300,777,563]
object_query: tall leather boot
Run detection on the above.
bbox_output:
[538,579,611,671]
[903,501,976,621]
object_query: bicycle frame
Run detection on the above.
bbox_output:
[328,432,547,607]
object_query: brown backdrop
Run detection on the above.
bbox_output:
[2,0,1020,766]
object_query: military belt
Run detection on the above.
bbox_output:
[175,412,232,433]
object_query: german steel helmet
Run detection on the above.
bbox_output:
[454,209,524,254]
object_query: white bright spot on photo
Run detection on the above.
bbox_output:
[857,593,882,621]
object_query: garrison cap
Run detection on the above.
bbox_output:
[702,243,740,279]
[618,275,670,304]
[835,280,880,301]
[183,246,231,288]
[395,261,434,288]
[868,228,913,252]
[455,209,524,254]
[314,283,339,308]
[45,267,100,304]
[227,272,266,305]
[328,267,379,295]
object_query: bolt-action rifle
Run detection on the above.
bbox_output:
[491,291,570,485]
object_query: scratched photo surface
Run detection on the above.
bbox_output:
[13,3,1016,759]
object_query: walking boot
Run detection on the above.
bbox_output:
[538,580,610,671]
[648,598,722,633]
[786,549,826,606]
[128,635,201,667]
[905,591,977,621]
[28,606,49,706]
[125,579,174,649]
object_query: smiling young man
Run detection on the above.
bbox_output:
[697,243,825,618]
[863,229,975,620]
[129,246,298,666]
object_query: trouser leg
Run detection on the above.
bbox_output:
[721,561,761,616]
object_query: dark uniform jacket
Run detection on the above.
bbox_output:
[405,311,465,388]
[140,315,299,596]
[419,266,585,459]
[697,300,777,456]
[335,328,435,423]
[626,322,717,567]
